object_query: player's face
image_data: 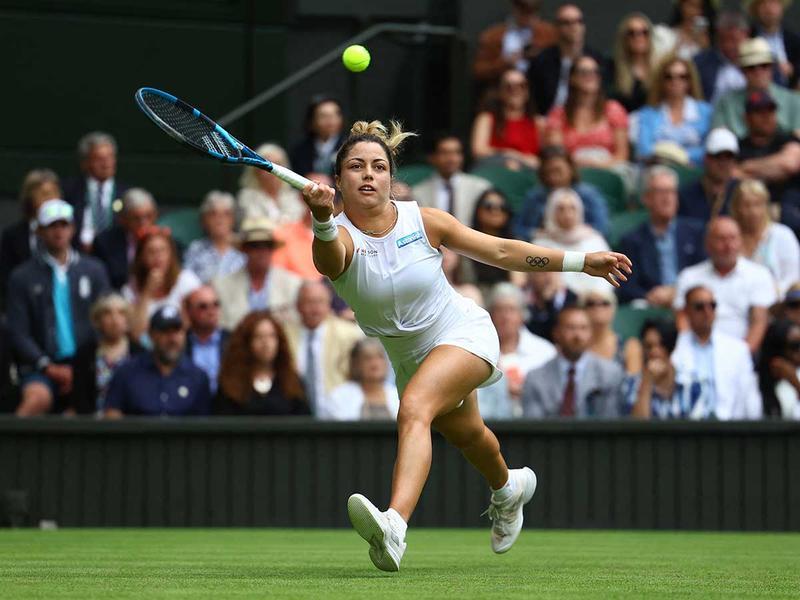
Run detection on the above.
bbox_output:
[337,142,392,207]
[250,318,279,366]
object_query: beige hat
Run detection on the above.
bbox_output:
[237,217,284,247]
[652,141,690,167]
[739,37,775,68]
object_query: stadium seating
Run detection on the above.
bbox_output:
[396,163,434,186]
[470,165,539,212]
[607,209,648,249]
[158,208,204,248]
[613,304,674,341]
[578,167,627,213]
[672,164,703,188]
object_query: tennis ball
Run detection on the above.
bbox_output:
[342,45,370,73]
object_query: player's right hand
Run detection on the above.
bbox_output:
[302,181,336,221]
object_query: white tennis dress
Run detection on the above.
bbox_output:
[331,200,502,395]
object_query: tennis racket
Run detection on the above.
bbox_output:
[135,87,311,190]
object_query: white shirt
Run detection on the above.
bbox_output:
[749,223,800,298]
[501,20,533,72]
[498,327,557,417]
[673,257,777,340]
[122,269,202,318]
[672,330,762,420]
[553,56,573,108]
[712,60,746,105]
[433,174,454,213]
[319,381,400,421]
[775,367,800,420]
[80,177,114,246]
[295,322,327,406]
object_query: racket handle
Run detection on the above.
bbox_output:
[270,163,312,191]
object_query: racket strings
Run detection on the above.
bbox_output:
[140,92,239,158]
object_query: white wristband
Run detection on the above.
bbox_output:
[562,251,585,273]
[311,213,338,242]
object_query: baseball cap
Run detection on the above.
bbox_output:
[745,90,778,112]
[149,304,183,331]
[705,128,739,156]
[37,199,74,227]
[739,37,774,68]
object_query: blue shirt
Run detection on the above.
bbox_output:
[42,253,77,361]
[189,330,222,394]
[651,220,678,285]
[105,353,211,416]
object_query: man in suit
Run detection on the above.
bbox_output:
[62,131,131,252]
[212,216,303,329]
[283,280,364,414]
[619,166,706,306]
[92,188,158,290]
[694,11,750,104]
[526,3,608,115]
[747,0,800,88]
[184,285,229,395]
[412,134,492,225]
[522,306,624,418]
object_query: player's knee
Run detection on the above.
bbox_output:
[396,396,435,429]
[17,383,53,416]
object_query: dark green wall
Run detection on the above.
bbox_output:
[1,419,798,530]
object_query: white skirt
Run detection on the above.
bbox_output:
[379,295,502,396]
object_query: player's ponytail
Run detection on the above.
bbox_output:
[335,119,417,176]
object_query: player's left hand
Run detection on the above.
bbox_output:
[584,251,632,288]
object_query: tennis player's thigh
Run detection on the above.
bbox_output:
[400,344,492,419]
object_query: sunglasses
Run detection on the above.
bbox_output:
[502,81,527,90]
[664,72,689,81]
[743,63,772,72]
[585,299,612,308]
[557,17,584,26]
[574,67,599,77]
[787,340,800,352]
[690,301,717,311]
[626,28,649,38]
[480,202,506,211]
[194,300,220,310]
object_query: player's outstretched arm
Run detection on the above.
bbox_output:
[301,181,353,280]
[422,208,632,287]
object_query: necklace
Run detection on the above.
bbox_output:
[358,202,398,236]
[253,375,273,394]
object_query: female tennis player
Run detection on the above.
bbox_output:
[301,121,632,572]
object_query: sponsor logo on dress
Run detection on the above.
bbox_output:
[397,230,423,248]
[356,247,378,257]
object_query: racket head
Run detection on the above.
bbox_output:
[134,87,273,170]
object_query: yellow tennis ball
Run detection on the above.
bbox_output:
[342,45,371,73]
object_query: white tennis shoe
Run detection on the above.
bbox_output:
[347,493,407,572]
[484,467,537,554]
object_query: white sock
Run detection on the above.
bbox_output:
[386,508,408,537]
[491,473,515,503]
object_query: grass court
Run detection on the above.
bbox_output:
[1,528,798,599]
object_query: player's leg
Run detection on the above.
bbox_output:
[347,344,491,571]
[433,391,537,554]
[388,344,493,521]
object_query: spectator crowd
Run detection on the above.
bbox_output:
[2,0,800,421]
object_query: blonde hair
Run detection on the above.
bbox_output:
[239,142,290,190]
[647,55,704,105]
[90,293,132,329]
[335,120,417,175]
[731,178,772,228]
[613,13,657,98]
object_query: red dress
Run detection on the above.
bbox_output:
[488,113,540,156]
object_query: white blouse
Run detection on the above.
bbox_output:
[749,222,800,298]
[319,381,400,421]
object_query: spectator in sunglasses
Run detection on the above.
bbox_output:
[183,285,229,395]
[578,288,631,371]
[633,56,713,166]
[757,318,800,419]
[674,216,776,353]
[671,285,762,419]
[464,189,518,292]
[712,37,800,138]
[611,13,658,113]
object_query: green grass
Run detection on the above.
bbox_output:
[1,529,799,599]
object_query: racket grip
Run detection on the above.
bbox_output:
[270,163,312,191]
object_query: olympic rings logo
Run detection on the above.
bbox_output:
[526,256,550,268]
